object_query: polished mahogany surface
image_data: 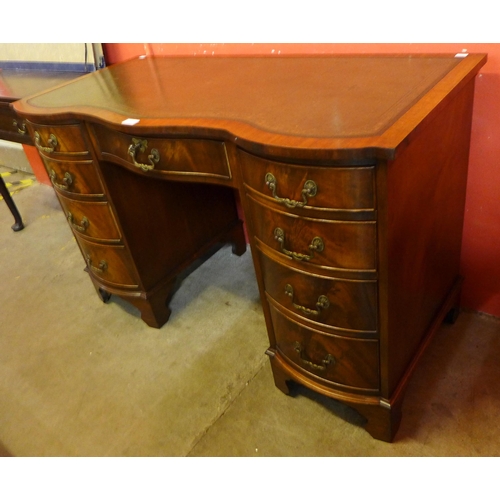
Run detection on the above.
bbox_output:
[13,54,486,159]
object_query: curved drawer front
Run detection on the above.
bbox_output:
[75,235,138,288]
[92,124,231,179]
[270,305,379,392]
[28,122,89,157]
[247,196,377,272]
[0,107,31,144]
[259,250,377,333]
[57,197,121,242]
[239,149,375,212]
[43,157,104,197]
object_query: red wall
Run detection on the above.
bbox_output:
[101,43,500,318]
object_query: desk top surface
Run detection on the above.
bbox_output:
[12,54,487,158]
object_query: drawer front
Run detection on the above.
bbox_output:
[28,122,89,157]
[239,149,375,212]
[247,196,377,272]
[270,305,380,391]
[259,250,377,333]
[75,235,138,287]
[43,157,104,197]
[0,106,31,144]
[57,197,121,242]
[92,124,231,179]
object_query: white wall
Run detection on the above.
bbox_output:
[0,43,104,69]
[0,44,90,62]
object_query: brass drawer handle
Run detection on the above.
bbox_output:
[49,169,73,191]
[265,173,317,208]
[86,255,108,274]
[12,119,27,135]
[128,138,160,172]
[294,342,335,371]
[284,284,329,316]
[67,212,89,233]
[274,227,324,262]
[34,131,58,153]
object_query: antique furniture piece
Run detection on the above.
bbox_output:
[12,54,486,441]
[0,69,83,230]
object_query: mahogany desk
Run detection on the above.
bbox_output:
[0,69,83,230]
[12,54,487,441]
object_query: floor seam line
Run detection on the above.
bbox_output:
[186,358,268,456]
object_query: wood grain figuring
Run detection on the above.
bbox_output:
[10,54,487,442]
[269,303,380,392]
[258,249,378,334]
[41,157,105,197]
[57,198,121,242]
[92,123,232,180]
[27,122,90,157]
[247,195,378,272]
[239,149,376,214]
[75,235,139,287]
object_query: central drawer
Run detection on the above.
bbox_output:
[91,124,232,180]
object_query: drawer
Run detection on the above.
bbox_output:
[239,149,375,212]
[57,197,121,242]
[270,305,379,391]
[0,106,31,144]
[28,122,89,157]
[75,235,138,287]
[259,250,377,333]
[43,157,105,197]
[92,124,232,180]
[247,195,377,272]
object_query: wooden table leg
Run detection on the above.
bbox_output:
[267,350,404,442]
[0,175,24,231]
[348,400,403,443]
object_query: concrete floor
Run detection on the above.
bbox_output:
[1,175,500,458]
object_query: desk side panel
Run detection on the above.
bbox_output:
[383,79,477,396]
